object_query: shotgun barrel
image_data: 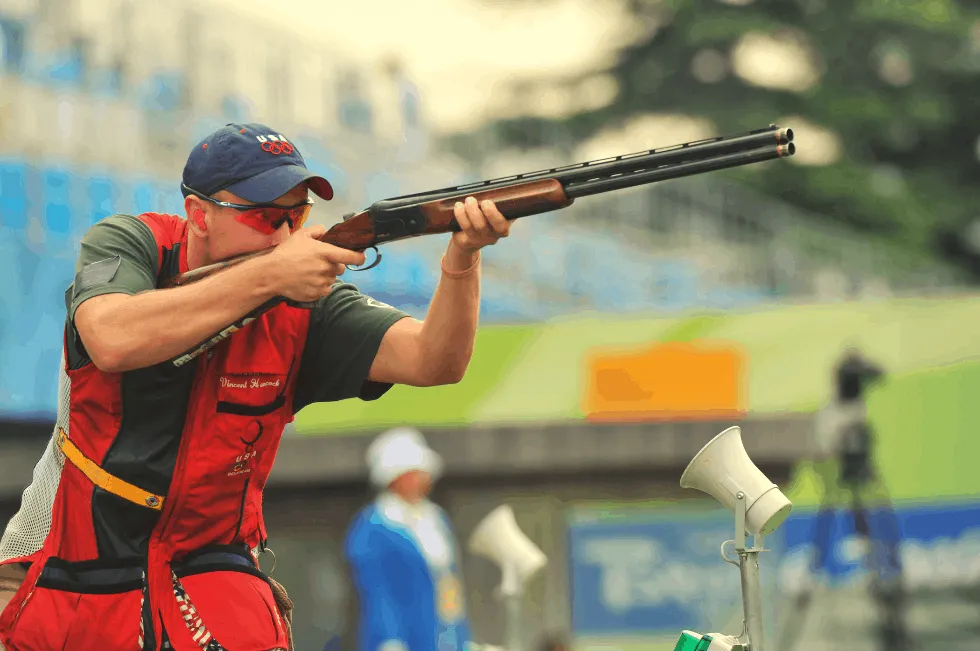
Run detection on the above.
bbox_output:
[370,125,792,212]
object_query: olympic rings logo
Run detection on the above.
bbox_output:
[261,141,294,155]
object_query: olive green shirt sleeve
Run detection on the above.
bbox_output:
[293,283,411,413]
[65,214,159,322]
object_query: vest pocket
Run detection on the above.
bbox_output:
[216,394,286,416]
[6,557,145,651]
[215,371,290,416]
[170,548,287,650]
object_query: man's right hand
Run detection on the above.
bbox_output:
[265,225,368,304]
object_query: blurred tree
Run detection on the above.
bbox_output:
[446,0,980,278]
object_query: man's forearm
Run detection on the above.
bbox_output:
[417,240,482,383]
[77,256,282,372]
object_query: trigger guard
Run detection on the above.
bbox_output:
[348,246,381,272]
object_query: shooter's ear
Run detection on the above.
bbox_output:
[184,195,208,235]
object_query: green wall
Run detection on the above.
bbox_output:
[294,295,980,441]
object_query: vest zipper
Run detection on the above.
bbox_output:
[148,355,208,651]
[232,478,250,543]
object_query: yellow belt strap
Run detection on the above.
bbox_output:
[56,429,166,511]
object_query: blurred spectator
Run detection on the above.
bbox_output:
[344,427,474,651]
[0,17,27,74]
[384,57,428,165]
[337,67,374,135]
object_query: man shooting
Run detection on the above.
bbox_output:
[0,122,512,651]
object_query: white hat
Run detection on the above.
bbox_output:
[366,426,444,488]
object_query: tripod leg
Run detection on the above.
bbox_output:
[865,481,904,583]
[775,473,838,651]
[811,503,837,574]
[851,483,912,651]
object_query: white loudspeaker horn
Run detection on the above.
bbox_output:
[680,426,792,536]
[469,505,547,591]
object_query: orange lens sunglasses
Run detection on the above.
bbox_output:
[184,186,314,234]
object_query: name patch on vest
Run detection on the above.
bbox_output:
[219,376,282,390]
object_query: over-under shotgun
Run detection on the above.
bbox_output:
[165,124,795,366]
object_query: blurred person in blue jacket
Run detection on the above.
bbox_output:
[344,427,473,651]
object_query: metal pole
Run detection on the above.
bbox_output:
[733,493,766,651]
[739,548,766,651]
[500,563,524,651]
[504,591,524,651]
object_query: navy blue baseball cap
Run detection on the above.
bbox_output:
[181,122,334,203]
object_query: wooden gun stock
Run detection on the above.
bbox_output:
[421,178,573,230]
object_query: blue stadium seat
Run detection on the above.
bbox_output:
[2,238,41,343]
[32,344,62,416]
[141,71,183,113]
[156,182,183,215]
[111,177,136,216]
[30,254,73,321]
[0,235,68,419]
[0,160,29,231]
[27,255,73,411]
[404,252,437,296]
[0,238,25,323]
[652,260,700,311]
[368,247,413,295]
[41,168,74,252]
[132,179,156,215]
[0,18,28,76]
[87,175,118,225]
[34,48,84,89]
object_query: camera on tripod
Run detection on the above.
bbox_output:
[833,348,887,488]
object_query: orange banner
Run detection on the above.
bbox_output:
[583,341,746,422]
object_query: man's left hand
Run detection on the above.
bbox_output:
[451,197,512,253]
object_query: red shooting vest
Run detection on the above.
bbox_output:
[0,214,308,651]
